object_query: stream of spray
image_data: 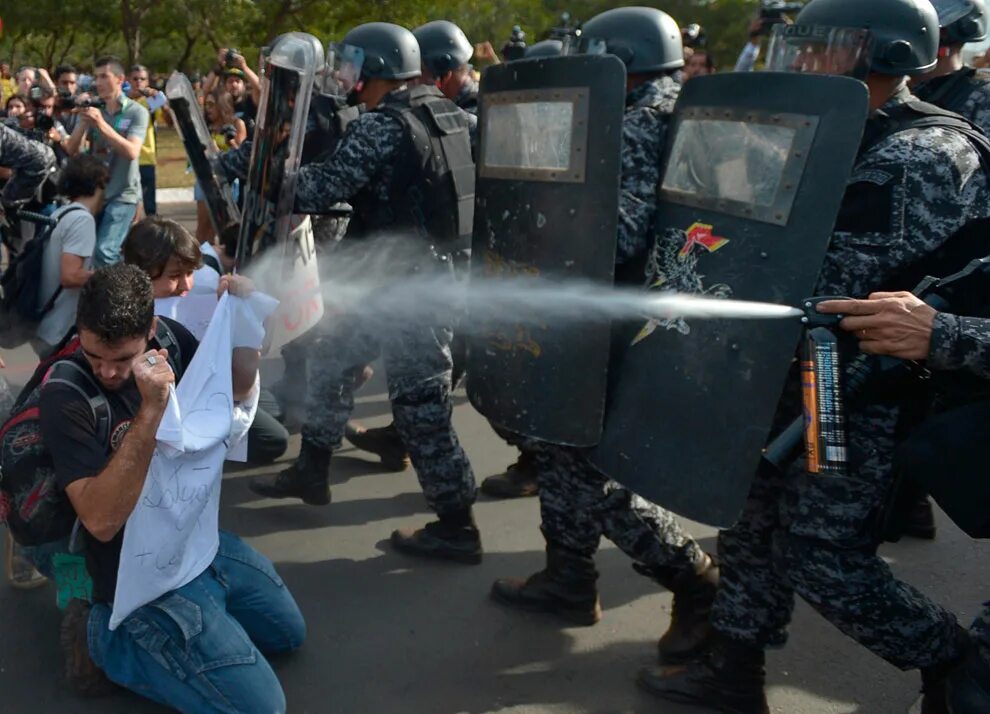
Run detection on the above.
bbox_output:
[253,235,803,331]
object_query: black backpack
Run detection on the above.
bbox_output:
[0,320,182,547]
[0,205,87,349]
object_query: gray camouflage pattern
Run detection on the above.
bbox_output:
[914,68,990,135]
[0,124,56,204]
[527,77,704,578]
[617,76,679,267]
[530,441,705,571]
[929,312,990,379]
[711,87,990,670]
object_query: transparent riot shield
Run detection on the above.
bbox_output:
[165,71,240,243]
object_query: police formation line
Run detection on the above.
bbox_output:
[1,0,990,712]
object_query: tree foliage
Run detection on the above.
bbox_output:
[1,0,761,75]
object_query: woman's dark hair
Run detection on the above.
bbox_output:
[4,94,26,112]
[58,154,110,200]
[122,216,203,279]
[77,264,155,344]
[204,86,237,128]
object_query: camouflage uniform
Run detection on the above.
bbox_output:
[914,68,990,135]
[928,313,990,666]
[288,96,477,515]
[0,123,56,203]
[710,87,990,670]
[533,77,706,572]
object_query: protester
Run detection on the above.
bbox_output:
[128,64,159,217]
[195,87,245,245]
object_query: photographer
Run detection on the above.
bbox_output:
[734,1,804,72]
[21,87,69,156]
[54,64,80,133]
[128,64,160,217]
[64,56,149,267]
[205,47,260,137]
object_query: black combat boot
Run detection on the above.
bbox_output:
[902,494,937,540]
[637,634,769,714]
[480,449,540,498]
[345,422,411,472]
[914,628,974,714]
[391,507,482,564]
[491,543,602,626]
[636,554,720,665]
[249,441,332,505]
[948,644,990,713]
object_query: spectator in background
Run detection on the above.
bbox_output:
[33,155,108,357]
[683,50,717,81]
[15,67,37,97]
[64,56,149,267]
[54,64,80,134]
[0,64,15,104]
[3,95,26,119]
[128,64,159,217]
[206,48,261,137]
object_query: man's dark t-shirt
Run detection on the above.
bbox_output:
[38,318,198,603]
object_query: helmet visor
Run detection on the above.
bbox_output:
[766,25,874,79]
[323,43,365,96]
[931,0,975,28]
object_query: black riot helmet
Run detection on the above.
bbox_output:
[413,21,473,77]
[783,0,939,76]
[524,39,564,59]
[340,22,422,81]
[932,0,989,45]
[578,6,684,73]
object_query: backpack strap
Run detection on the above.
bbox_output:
[152,319,184,382]
[45,361,112,447]
[37,205,90,315]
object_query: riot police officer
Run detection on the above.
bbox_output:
[413,20,478,114]
[489,6,719,667]
[639,1,990,711]
[247,22,483,564]
[816,291,990,711]
[914,0,990,135]
[0,122,56,207]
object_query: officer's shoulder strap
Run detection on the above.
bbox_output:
[918,68,979,110]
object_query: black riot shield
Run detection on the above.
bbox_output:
[165,72,240,243]
[236,33,322,267]
[466,54,626,446]
[590,72,870,527]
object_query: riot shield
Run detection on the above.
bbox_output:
[466,54,626,446]
[236,32,323,267]
[590,72,870,527]
[165,72,240,245]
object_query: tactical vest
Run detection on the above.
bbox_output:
[859,99,990,292]
[348,85,475,250]
[912,68,990,123]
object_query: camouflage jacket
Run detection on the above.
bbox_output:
[929,313,990,380]
[817,86,990,298]
[0,124,56,204]
[616,76,679,266]
[913,68,990,136]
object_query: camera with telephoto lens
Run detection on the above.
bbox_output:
[502,26,527,61]
[225,48,242,66]
[76,97,106,110]
[682,23,708,49]
[56,88,77,110]
[221,123,237,143]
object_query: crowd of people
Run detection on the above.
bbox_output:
[1,0,990,712]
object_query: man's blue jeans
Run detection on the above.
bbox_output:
[93,200,138,267]
[87,531,305,714]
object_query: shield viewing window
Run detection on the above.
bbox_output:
[660,109,819,226]
[479,88,589,182]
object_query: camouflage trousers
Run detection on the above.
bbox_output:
[711,401,962,670]
[525,441,705,573]
[302,311,476,515]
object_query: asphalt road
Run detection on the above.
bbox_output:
[0,203,986,714]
